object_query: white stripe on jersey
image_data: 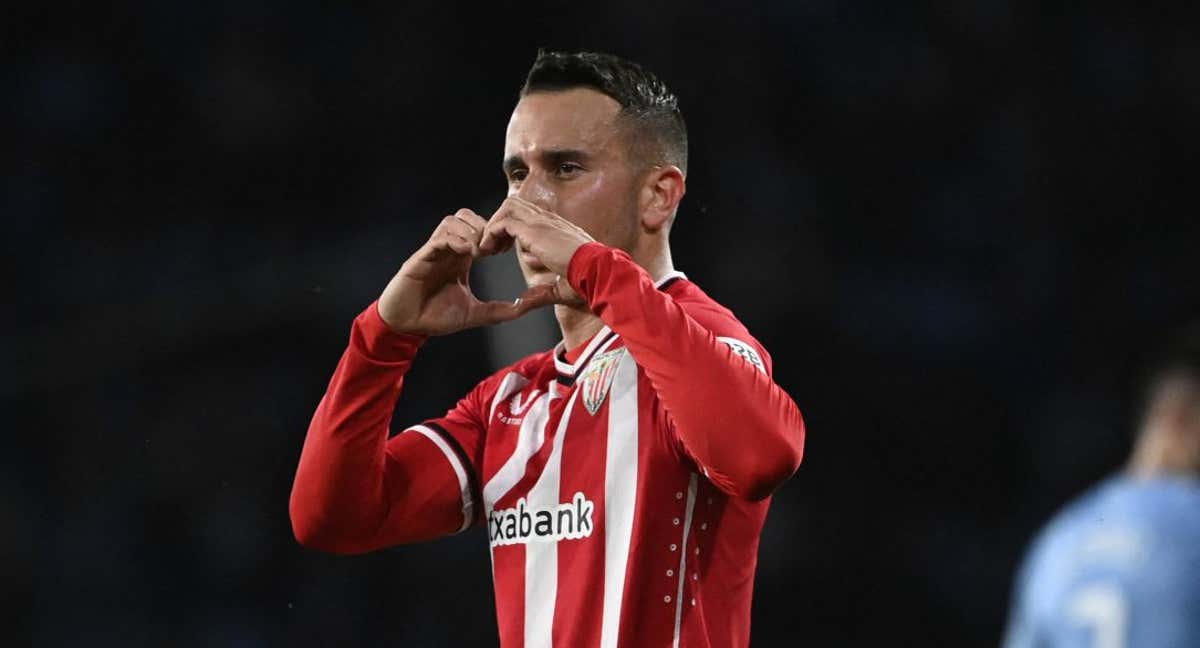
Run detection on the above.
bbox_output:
[672,473,699,648]
[524,388,581,647]
[489,372,531,422]
[483,392,552,508]
[600,349,640,648]
[407,424,475,533]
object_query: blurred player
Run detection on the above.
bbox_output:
[1003,325,1200,648]
[289,50,805,647]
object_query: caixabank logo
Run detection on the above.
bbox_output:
[488,492,595,547]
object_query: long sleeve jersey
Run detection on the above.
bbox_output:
[290,242,806,648]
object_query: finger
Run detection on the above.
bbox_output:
[453,208,488,235]
[481,206,524,253]
[478,231,506,255]
[492,196,542,224]
[486,217,533,255]
[478,206,506,253]
[467,297,540,327]
[499,196,545,223]
[442,218,481,256]
[514,283,561,311]
[435,231,475,257]
[505,195,544,216]
[515,276,580,310]
[485,197,556,252]
[551,275,585,307]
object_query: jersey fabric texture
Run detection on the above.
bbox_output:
[291,242,807,648]
[1004,475,1200,648]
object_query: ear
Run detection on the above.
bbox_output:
[639,165,686,232]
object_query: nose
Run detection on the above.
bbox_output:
[514,173,554,209]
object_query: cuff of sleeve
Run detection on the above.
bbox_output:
[351,300,428,361]
[566,242,620,302]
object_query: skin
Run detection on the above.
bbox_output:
[1129,373,1200,478]
[378,87,686,350]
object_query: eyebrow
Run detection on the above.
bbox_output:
[502,148,593,175]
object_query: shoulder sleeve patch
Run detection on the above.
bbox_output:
[716,336,766,374]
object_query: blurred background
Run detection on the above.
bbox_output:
[9,1,1200,645]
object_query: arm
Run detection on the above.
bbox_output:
[567,243,805,500]
[480,197,805,500]
[289,302,484,554]
[290,208,540,554]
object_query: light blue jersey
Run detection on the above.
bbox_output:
[1004,476,1200,648]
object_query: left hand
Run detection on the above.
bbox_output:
[480,196,595,307]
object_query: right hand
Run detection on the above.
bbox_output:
[377,209,549,336]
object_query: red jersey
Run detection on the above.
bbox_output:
[291,243,806,647]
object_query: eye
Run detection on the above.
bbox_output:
[556,162,583,177]
[508,169,527,183]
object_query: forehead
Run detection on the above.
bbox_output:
[504,88,624,158]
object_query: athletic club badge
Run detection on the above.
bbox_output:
[579,347,625,415]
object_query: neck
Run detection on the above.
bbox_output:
[1128,424,1200,479]
[633,235,674,285]
[555,304,606,351]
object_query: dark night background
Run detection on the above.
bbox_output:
[9,1,1200,645]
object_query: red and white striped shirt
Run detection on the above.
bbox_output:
[291,243,806,647]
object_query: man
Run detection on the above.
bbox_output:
[1003,325,1200,648]
[290,50,806,647]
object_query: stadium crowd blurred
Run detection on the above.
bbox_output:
[10,1,1198,645]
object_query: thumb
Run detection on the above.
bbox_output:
[468,297,539,327]
[469,276,586,328]
[517,276,585,310]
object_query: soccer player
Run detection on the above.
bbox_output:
[1003,325,1200,648]
[289,50,806,647]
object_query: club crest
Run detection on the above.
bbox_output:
[578,347,626,415]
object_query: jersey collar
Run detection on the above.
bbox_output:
[552,270,687,385]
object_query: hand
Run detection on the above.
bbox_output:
[479,196,595,307]
[377,209,543,336]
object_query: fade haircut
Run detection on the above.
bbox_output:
[520,49,688,175]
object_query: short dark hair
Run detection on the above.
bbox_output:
[520,49,688,175]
